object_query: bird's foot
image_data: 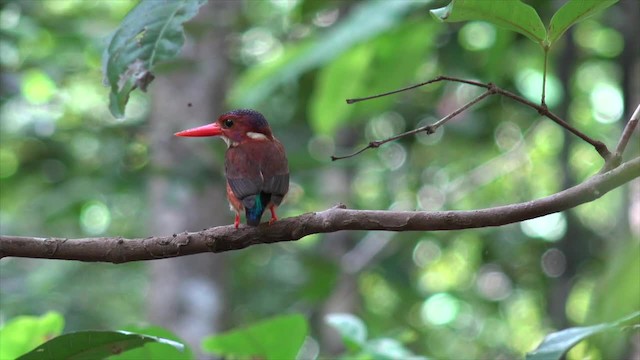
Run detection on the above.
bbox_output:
[234,214,240,229]
[269,206,278,225]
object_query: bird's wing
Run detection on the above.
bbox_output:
[225,146,263,202]
[259,140,289,204]
[227,177,262,201]
[263,173,289,205]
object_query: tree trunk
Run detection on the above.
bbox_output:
[146,1,239,356]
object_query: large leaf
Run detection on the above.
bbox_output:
[547,0,619,45]
[310,20,436,136]
[110,326,193,360]
[17,330,185,360]
[229,0,428,107]
[201,314,308,360]
[526,311,640,360]
[0,312,64,359]
[588,241,640,358]
[430,0,546,45]
[103,0,206,118]
[309,43,374,135]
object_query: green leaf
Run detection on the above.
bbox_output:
[103,0,206,118]
[0,312,64,360]
[201,314,308,360]
[229,0,427,107]
[110,326,193,360]
[16,330,185,360]
[310,43,374,135]
[310,20,436,136]
[325,313,367,351]
[547,0,619,45]
[526,311,640,360]
[430,0,546,45]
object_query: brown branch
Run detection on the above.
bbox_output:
[333,87,495,161]
[2,156,638,264]
[338,76,611,161]
[616,104,640,157]
[601,103,640,172]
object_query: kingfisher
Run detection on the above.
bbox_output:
[175,109,289,228]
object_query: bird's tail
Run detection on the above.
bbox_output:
[245,192,270,226]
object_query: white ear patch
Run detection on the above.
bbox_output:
[221,136,238,148]
[247,132,268,140]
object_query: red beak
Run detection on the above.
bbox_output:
[174,123,223,137]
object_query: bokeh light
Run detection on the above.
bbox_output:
[515,69,563,108]
[0,149,19,179]
[521,212,567,242]
[459,21,496,51]
[421,293,461,326]
[21,69,57,105]
[540,248,566,278]
[80,200,111,235]
[590,83,623,124]
[476,265,513,301]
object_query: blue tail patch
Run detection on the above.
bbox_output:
[245,192,271,226]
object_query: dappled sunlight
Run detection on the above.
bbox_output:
[80,200,111,235]
[515,69,563,108]
[459,21,496,51]
[521,212,567,242]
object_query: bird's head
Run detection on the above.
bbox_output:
[175,109,273,146]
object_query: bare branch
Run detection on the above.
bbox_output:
[2,157,638,263]
[333,88,494,161]
[616,104,640,157]
[340,76,611,161]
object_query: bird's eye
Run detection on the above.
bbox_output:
[223,119,234,128]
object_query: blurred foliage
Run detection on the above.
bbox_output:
[0,0,637,359]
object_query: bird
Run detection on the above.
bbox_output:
[175,109,289,228]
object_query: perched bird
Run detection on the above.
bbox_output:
[175,109,289,228]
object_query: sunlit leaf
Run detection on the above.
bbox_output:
[0,312,64,360]
[310,44,373,135]
[547,0,619,45]
[110,326,193,360]
[229,0,427,107]
[430,0,546,45]
[201,314,308,360]
[17,330,184,360]
[103,0,206,118]
[310,20,436,136]
[326,313,367,351]
[526,311,640,360]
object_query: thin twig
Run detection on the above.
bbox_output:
[332,88,495,161]
[616,104,640,157]
[541,50,548,107]
[346,76,487,104]
[339,76,611,161]
[601,103,640,172]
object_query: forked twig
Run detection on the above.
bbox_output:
[332,86,495,161]
[601,103,640,172]
[334,76,611,161]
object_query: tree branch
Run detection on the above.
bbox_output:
[339,76,611,161]
[2,157,638,264]
[332,87,495,161]
[615,104,639,157]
